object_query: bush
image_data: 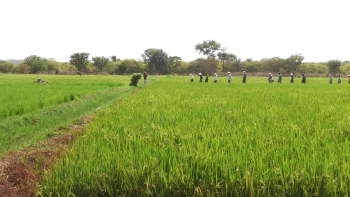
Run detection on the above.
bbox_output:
[129,73,142,86]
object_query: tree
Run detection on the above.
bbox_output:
[195,40,221,58]
[92,56,109,72]
[0,61,14,73]
[340,63,350,74]
[167,56,182,73]
[69,53,90,74]
[201,58,218,74]
[141,48,168,74]
[24,55,47,74]
[118,62,128,74]
[283,54,304,74]
[327,59,341,75]
[46,59,61,74]
[110,56,117,62]
[234,58,242,72]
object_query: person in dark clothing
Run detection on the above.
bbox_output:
[290,73,294,83]
[143,71,148,87]
[199,73,203,82]
[205,72,209,83]
[242,71,247,83]
[278,73,282,83]
[301,73,306,83]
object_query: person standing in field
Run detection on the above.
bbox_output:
[242,71,247,83]
[338,76,341,84]
[268,73,273,83]
[227,72,232,83]
[143,71,148,87]
[290,73,294,83]
[329,75,333,84]
[199,73,203,82]
[278,73,282,83]
[205,72,209,83]
[189,73,193,82]
[214,73,218,83]
[301,73,306,83]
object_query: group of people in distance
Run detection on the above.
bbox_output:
[189,72,350,84]
[189,71,247,83]
[328,75,343,84]
[268,72,306,83]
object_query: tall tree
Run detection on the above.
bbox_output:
[110,56,117,62]
[69,53,90,74]
[118,62,128,74]
[327,59,341,75]
[195,40,221,58]
[167,56,182,73]
[24,55,47,74]
[218,50,237,72]
[92,56,109,72]
[141,48,168,74]
[283,54,304,74]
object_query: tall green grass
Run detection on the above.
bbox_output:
[41,76,350,196]
[0,74,150,154]
[0,75,126,120]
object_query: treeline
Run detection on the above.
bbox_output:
[1,40,350,76]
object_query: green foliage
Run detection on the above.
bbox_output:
[195,40,221,58]
[244,60,261,72]
[0,61,14,73]
[283,54,304,74]
[46,59,61,74]
[299,63,328,74]
[123,59,146,74]
[217,48,237,72]
[13,63,30,74]
[92,56,109,72]
[24,55,47,74]
[69,52,90,73]
[142,48,168,74]
[41,77,350,196]
[110,55,117,62]
[0,75,133,155]
[129,73,142,86]
[340,63,350,74]
[117,62,128,74]
[327,59,341,74]
[167,56,182,73]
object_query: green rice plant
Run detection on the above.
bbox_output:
[40,76,350,196]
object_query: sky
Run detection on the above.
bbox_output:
[1,0,349,63]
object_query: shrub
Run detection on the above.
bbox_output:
[129,73,142,86]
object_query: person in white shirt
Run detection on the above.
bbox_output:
[329,75,333,84]
[189,73,193,82]
[214,73,218,83]
[338,76,341,84]
[227,72,232,83]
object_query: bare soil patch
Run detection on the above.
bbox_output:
[0,116,93,197]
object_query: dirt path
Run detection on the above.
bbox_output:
[0,116,93,197]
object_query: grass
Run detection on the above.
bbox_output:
[39,76,350,196]
[0,74,153,155]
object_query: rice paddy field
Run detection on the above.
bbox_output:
[37,76,350,196]
[0,74,135,154]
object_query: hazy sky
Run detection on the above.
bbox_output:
[1,0,349,62]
